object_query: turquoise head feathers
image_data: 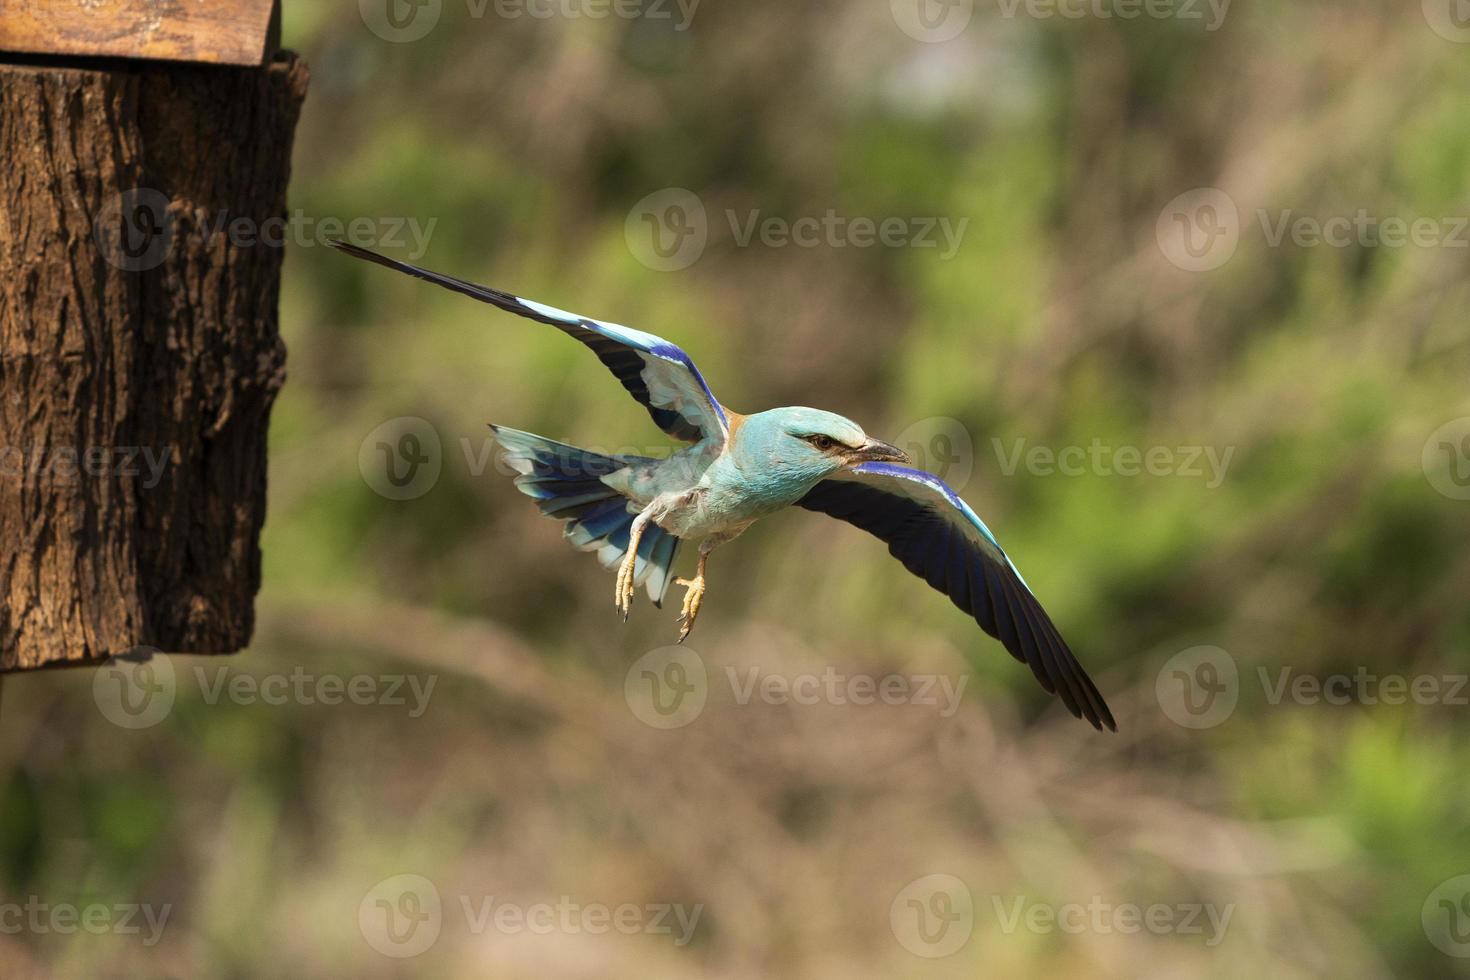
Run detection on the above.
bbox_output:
[718,407,908,504]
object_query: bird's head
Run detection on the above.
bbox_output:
[739,407,909,487]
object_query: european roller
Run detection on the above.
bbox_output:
[331,241,1116,730]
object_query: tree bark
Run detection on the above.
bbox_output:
[0,53,308,672]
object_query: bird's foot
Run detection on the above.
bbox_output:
[614,550,639,621]
[674,574,706,642]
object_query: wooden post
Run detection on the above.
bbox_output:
[0,1,305,672]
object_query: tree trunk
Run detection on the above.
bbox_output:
[0,53,308,672]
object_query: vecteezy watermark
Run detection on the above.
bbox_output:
[459,895,702,947]
[1424,874,1470,958]
[0,445,172,490]
[894,417,975,492]
[358,874,703,958]
[192,666,436,717]
[1157,646,1470,730]
[995,0,1231,31]
[1258,667,1470,709]
[727,210,969,260]
[360,417,444,501]
[93,648,176,730]
[624,188,970,271]
[93,189,437,272]
[890,875,974,958]
[1423,0,1470,43]
[1158,187,1470,272]
[990,895,1234,946]
[624,647,709,730]
[890,0,974,43]
[893,0,1228,43]
[1255,209,1470,251]
[93,188,176,274]
[358,0,699,43]
[726,666,968,716]
[1156,646,1239,729]
[93,650,437,730]
[494,0,699,28]
[360,875,443,958]
[992,437,1235,488]
[891,876,1232,956]
[1156,187,1241,272]
[625,188,708,272]
[1423,417,1470,501]
[623,647,969,729]
[0,897,171,947]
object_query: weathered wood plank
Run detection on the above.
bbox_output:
[0,0,279,67]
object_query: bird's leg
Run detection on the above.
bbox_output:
[674,550,709,643]
[675,531,739,642]
[615,507,655,620]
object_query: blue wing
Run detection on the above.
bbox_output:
[796,461,1115,731]
[329,241,729,445]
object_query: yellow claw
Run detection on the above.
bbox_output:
[614,550,638,620]
[675,574,706,642]
[615,516,650,621]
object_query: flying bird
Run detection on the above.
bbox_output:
[329,240,1116,730]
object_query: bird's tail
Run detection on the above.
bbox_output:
[490,425,681,606]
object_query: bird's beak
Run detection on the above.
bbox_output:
[852,438,909,465]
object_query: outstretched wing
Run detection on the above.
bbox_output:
[796,462,1115,731]
[329,241,729,445]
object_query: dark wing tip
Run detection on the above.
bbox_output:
[1001,575,1115,732]
[797,477,1117,732]
[1056,648,1117,732]
[327,239,384,262]
[326,238,444,283]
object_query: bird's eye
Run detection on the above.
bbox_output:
[809,434,835,451]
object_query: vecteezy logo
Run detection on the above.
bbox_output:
[359,874,443,958]
[93,189,175,272]
[1423,874,1470,957]
[1423,0,1470,42]
[889,874,973,958]
[624,646,708,729]
[890,0,973,42]
[1156,188,1240,272]
[92,646,175,729]
[1422,417,1470,501]
[893,417,974,492]
[1156,645,1239,729]
[625,188,708,272]
[359,417,443,501]
[359,0,442,43]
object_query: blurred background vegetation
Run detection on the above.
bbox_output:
[4,1,1470,976]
